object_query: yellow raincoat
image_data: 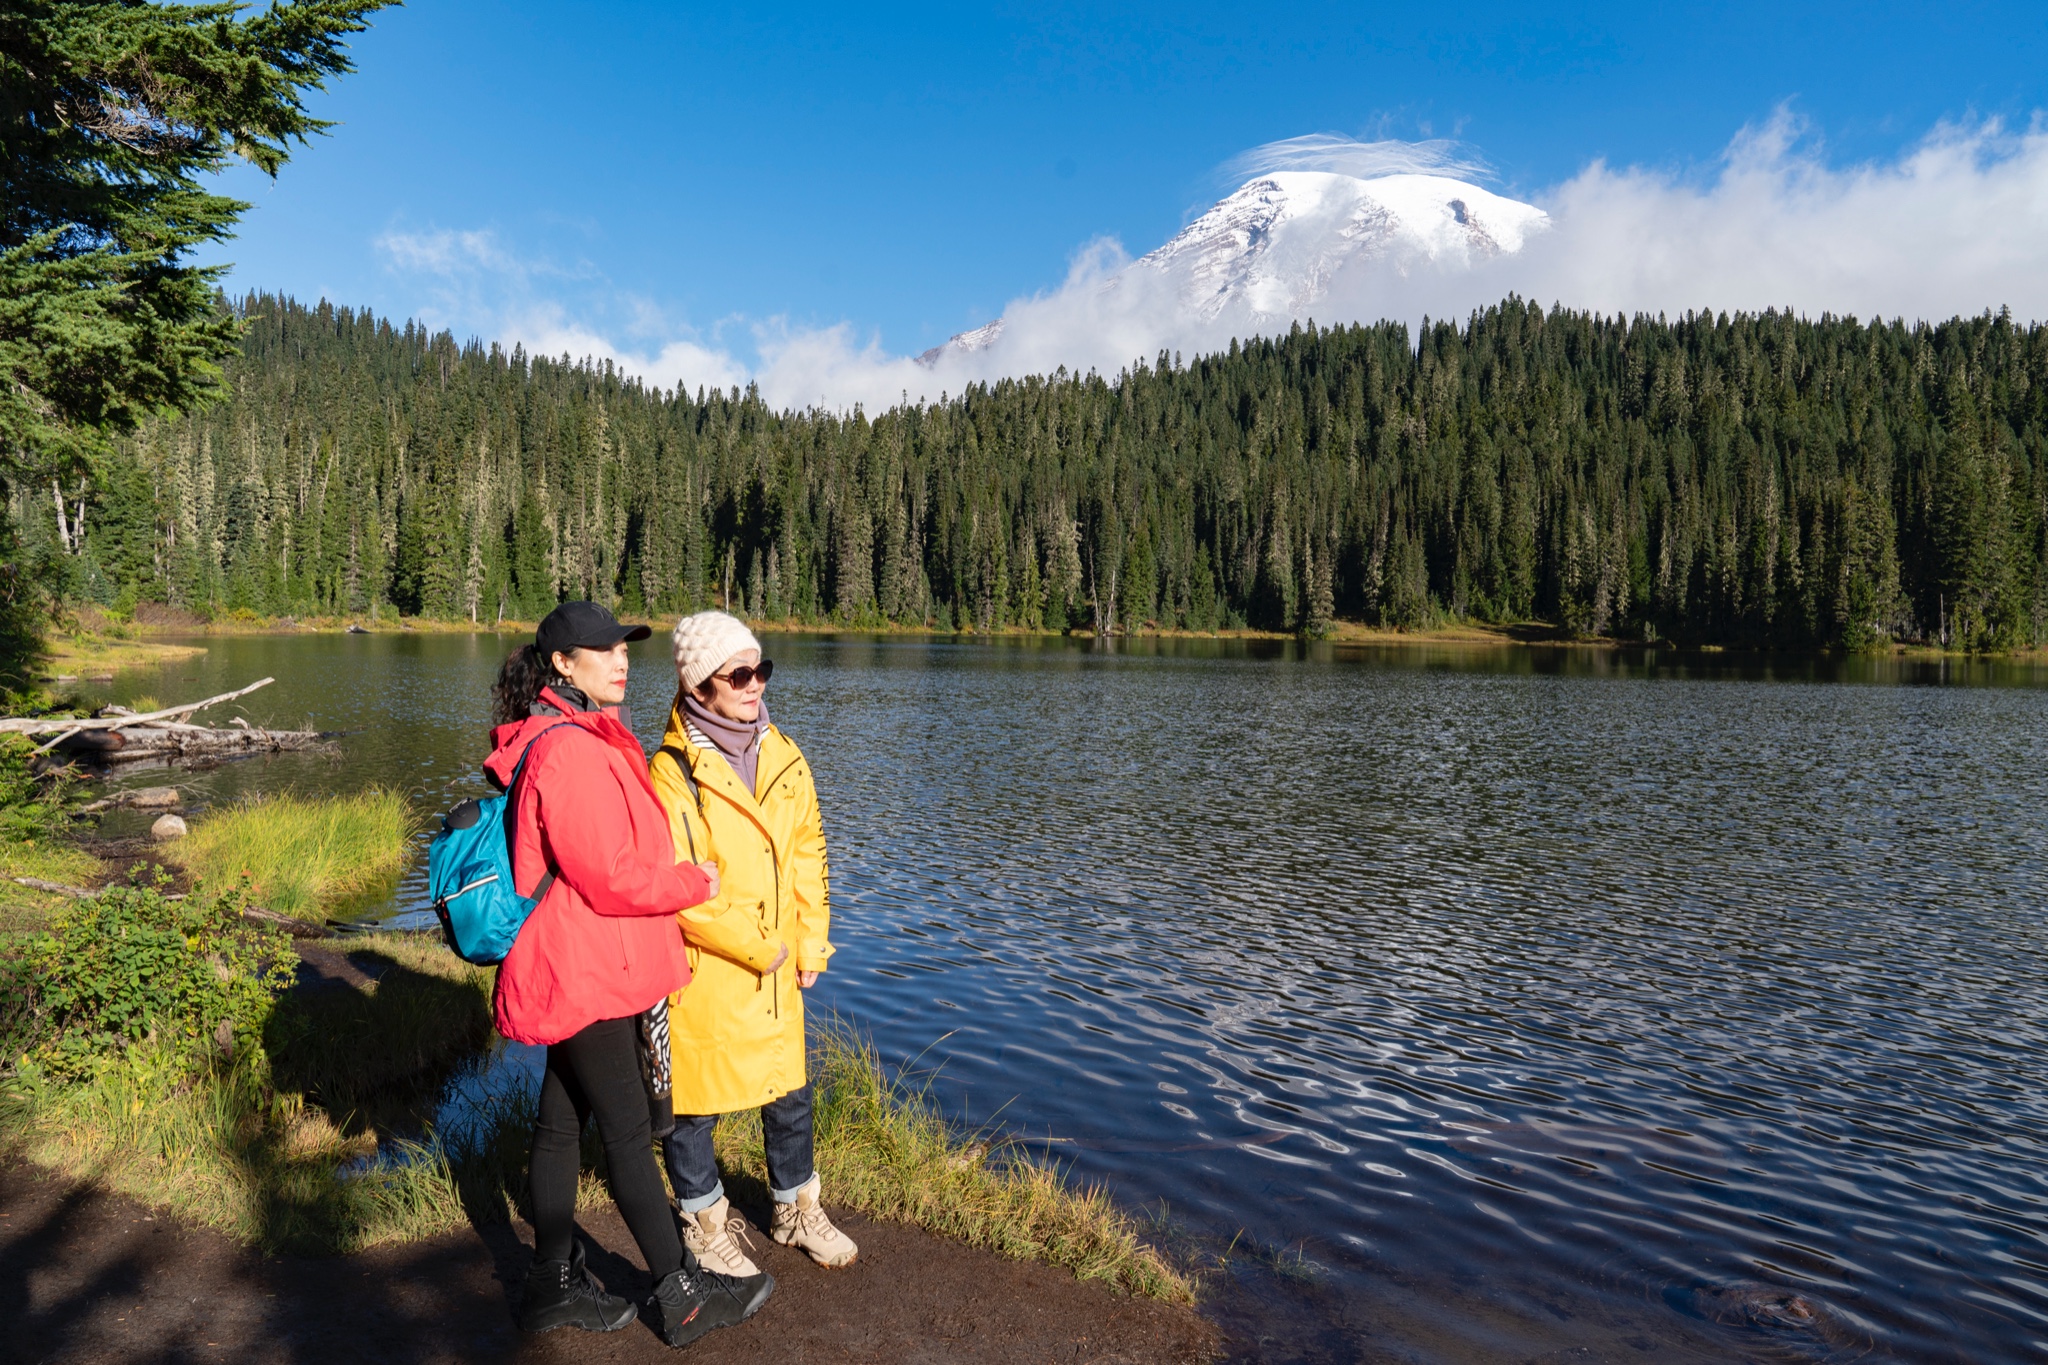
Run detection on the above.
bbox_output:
[650,698,832,1115]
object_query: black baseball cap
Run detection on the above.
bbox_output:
[536,601,651,657]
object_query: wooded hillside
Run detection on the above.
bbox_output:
[21,293,2048,650]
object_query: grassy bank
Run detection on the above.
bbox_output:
[0,734,99,938]
[41,635,206,679]
[3,930,505,1254]
[4,907,1191,1300]
[115,606,2048,659]
[717,1025,1192,1302]
[169,791,415,920]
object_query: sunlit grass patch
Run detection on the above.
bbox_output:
[0,840,101,937]
[2,932,517,1253]
[171,790,415,919]
[6,918,1193,1298]
[714,1022,1194,1303]
[41,634,205,678]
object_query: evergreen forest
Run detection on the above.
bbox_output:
[20,292,2048,651]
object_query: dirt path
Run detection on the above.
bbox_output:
[0,1161,1216,1365]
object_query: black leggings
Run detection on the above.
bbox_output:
[529,1014,683,1279]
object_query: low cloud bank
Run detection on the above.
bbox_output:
[385,116,2048,412]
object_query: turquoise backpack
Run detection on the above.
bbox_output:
[427,722,573,965]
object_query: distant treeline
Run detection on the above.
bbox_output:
[18,292,2048,650]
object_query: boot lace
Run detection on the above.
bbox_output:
[789,1201,839,1243]
[567,1261,611,1305]
[708,1209,758,1264]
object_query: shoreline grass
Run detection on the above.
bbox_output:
[112,608,2048,659]
[2,949,1193,1301]
[0,840,102,938]
[169,790,415,920]
[2,932,501,1254]
[40,635,207,679]
[717,1023,1193,1303]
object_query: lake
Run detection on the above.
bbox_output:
[80,632,2048,1363]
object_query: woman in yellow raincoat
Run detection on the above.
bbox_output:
[650,611,858,1276]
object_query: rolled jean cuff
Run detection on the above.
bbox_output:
[675,1180,726,1215]
[770,1171,817,1204]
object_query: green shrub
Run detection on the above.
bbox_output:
[19,877,295,1077]
[0,734,85,845]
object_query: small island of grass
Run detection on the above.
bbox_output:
[168,789,416,920]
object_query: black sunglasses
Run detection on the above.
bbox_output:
[711,659,773,689]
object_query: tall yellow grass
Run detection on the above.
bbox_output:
[172,790,414,918]
[715,1023,1193,1303]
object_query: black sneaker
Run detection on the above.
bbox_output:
[519,1242,637,1333]
[649,1261,775,1347]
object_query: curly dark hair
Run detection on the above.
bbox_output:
[491,643,576,728]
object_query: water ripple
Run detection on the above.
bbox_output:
[81,634,2048,1362]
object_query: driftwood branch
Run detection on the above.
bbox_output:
[8,876,335,939]
[0,678,276,736]
[31,727,83,756]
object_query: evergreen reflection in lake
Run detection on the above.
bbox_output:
[83,634,2048,1363]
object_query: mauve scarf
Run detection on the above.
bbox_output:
[682,692,770,794]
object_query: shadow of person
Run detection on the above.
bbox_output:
[262,948,494,1140]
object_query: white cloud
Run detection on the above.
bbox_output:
[375,114,2048,412]
[1222,132,1493,184]
[372,225,746,394]
[505,307,752,396]
[1502,114,2048,323]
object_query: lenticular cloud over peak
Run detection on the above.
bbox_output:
[1222,133,1496,185]
[665,118,2048,412]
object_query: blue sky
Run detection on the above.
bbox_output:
[210,1,2048,392]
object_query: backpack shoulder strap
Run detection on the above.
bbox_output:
[654,742,706,862]
[505,720,578,901]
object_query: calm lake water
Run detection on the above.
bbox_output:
[81,633,2048,1364]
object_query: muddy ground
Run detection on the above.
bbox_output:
[0,1161,1218,1365]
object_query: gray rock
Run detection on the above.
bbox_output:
[150,813,188,841]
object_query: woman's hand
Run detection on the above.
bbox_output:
[695,861,720,899]
[797,970,820,989]
[764,942,789,974]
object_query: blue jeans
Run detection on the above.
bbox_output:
[663,1082,815,1214]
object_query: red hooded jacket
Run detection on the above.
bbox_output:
[485,687,710,1046]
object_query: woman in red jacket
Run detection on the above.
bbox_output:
[487,601,773,1348]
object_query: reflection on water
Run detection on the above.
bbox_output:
[81,634,2048,1363]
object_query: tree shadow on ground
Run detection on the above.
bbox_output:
[0,1158,530,1365]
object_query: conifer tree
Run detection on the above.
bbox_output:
[0,0,388,476]
[0,0,386,686]
[56,294,2048,656]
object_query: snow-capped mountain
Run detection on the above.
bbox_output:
[1139,171,1545,319]
[919,170,1546,365]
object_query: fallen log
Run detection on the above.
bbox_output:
[83,725,333,764]
[78,786,182,814]
[50,730,125,757]
[8,876,336,938]
[2,678,275,737]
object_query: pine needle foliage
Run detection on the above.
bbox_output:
[0,0,391,475]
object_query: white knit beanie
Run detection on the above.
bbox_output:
[671,611,762,691]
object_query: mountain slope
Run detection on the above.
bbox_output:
[921,171,1546,364]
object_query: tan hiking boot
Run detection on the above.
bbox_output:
[678,1196,760,1277]
[769,1175,858,1268]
